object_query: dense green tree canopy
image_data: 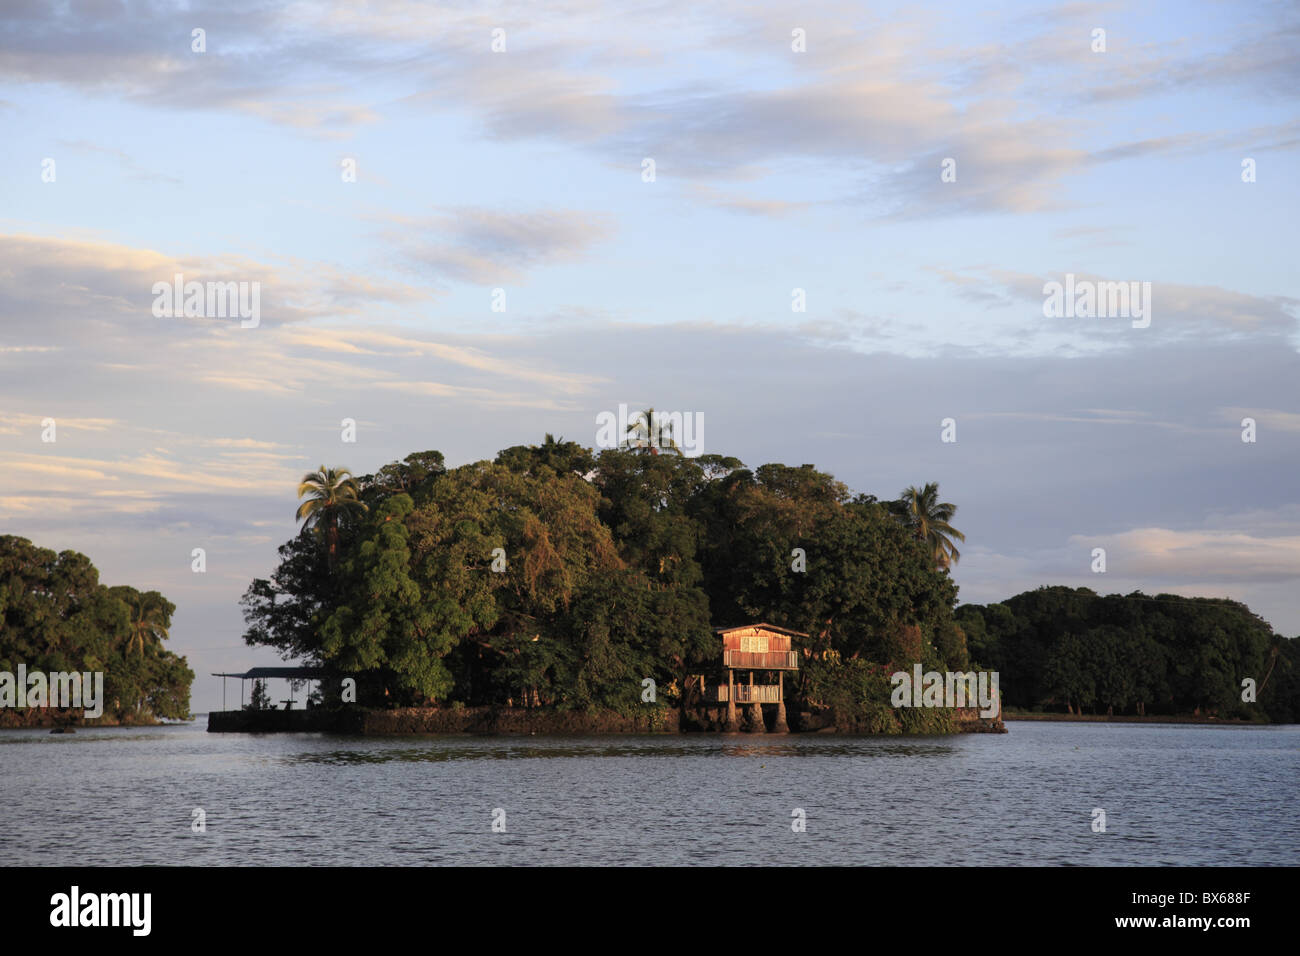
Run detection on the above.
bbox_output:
[958,586,1299,721]
[0,535,193,723]
[242,443,968,716]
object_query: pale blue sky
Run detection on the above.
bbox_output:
[1,0,1297,713]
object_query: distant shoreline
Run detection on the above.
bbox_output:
[1003,711,1266,725]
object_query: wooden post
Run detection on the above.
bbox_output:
[742,671,762,733]
[772,672,789,733]
[725,668,737,731]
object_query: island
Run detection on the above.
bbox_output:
[221,430,1299,734]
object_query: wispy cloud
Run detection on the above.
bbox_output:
[377,207,614,285]
[57,138,182,184]
[1069,526,1300,583]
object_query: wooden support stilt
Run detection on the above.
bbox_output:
[772,672,789,733]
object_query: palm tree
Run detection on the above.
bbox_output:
[123,592,169,656]
[624,407,683,455]
[296,465,368,569]
[894,482,966,570]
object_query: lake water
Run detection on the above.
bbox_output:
[1,720,1295,866]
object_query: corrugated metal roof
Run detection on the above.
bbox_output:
[210,667,327,679]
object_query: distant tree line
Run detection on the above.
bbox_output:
[242,436,972,726]
[0,535,194,723]
[958,586,1300,721]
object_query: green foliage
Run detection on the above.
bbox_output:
[494,435,593,477]
[800,658,957,733]
[295,465,368,570]
[243,440,1300,729]
[357,450,446,506]
[802,658,897,732]
[962,587,1297,720]
[889,482,966,569]
[895,704,958,735]
[243,443,972,723]
[622,408,684,455]
[549,570,713,713]
[691,465,958,666]
[247,679,273,711]
[0,535,193,722]
[318,493,459,701]
[240,532,334,664]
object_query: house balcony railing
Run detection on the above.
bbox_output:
[714,684,782,704]
[723,650,798,670]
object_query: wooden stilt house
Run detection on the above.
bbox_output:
[713,623,805,732]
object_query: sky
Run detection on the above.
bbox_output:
[1,0,1297,715]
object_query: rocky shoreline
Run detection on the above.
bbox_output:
[0,709,166,730]
[207,704,1006,735]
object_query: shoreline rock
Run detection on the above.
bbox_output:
[208,704,1005,735]
[0,709,164,730]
